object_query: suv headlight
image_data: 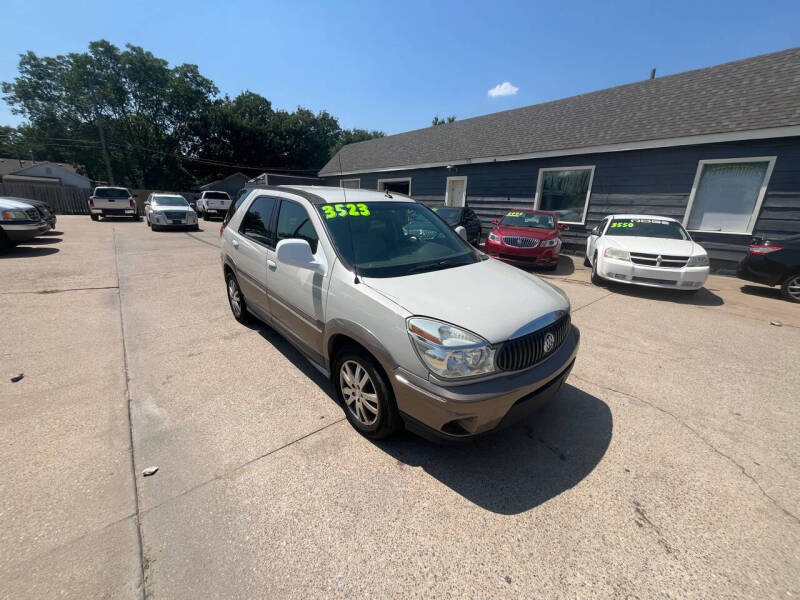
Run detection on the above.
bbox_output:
[407,317,496,379]
[686,254,709,267]
[541,238,559,247]
[604,247,630,261]
[488,232,501,243]
[2,210,30,221]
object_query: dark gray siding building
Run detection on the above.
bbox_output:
[319,47,800,269]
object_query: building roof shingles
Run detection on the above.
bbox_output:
[320,46,800,175]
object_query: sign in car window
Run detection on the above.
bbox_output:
[608,218,688,240]
[320,203,371,219]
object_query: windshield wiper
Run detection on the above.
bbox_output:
[405,257,469,275]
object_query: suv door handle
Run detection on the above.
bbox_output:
[232,239,239,249]
[267,259,277,269]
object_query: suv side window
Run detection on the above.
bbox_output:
[276,200,318,253]
[224,190,250,226]
[239,196,278,247]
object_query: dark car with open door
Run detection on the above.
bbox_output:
[737,234,800,302]
[433,205,482,246]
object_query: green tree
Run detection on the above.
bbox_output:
[432,114,456,126]
[329,128,385,159]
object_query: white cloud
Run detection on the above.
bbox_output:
[488,81,519,98]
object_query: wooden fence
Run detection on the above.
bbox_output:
[0,182,90,214]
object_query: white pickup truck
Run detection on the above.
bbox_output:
[89,186,140,221]
[196,190,231,221]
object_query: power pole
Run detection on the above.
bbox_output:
[91,88,115,185]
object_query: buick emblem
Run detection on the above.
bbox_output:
[656,255,663,267]
[543,332,556,354]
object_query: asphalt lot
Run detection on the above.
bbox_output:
[1,215,799,599]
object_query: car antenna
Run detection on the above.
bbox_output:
[338,152,360,284]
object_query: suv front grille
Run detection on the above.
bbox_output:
[504,236,540,248]
[165,211,185,220]
[630,253,688,268]
[495,313,571,372]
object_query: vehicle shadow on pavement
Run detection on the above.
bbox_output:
[376,383,612,515]
[605,283,724,306]
[1,245,60,258]
[739,284,784,302]
[21,236,62,245]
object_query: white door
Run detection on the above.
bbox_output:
[445,177,467,207]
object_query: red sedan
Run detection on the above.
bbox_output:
[484,210,567,269]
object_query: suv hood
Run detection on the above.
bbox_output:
[605,236,704,256]
[0,197,35,210]
[154,205,192,212]
[362,259,569,343]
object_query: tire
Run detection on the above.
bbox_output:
[132,214,141,222]
[590,253,604,286]
[333,345,402,439]
[91,214,99,221]
[583,255,591,267]
[781,272,800,303]
[192,224,199,231]
[225,271,250,323]
[203,213,210,221]
[0,228,11,251]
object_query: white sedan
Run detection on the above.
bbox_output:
[584,214,710,291]
[144,193,199,231]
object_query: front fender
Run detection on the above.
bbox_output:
[324,318,399,374]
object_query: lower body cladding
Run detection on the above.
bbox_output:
[391,326,580,441]
[485,245,559,268]
[598,258,708,290]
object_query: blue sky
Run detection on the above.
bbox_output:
[2,0,799,134]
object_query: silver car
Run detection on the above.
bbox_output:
[220,186,579,440]
[144,193,199,231]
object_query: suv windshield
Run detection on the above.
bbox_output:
[153,196,188,207]
[318,202,482,278]
[501,212,554,229]
[433,207,462,225]
[94,187,131,198]
[204,192,229,200]
[607,218,689,240]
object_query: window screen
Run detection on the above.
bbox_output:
[239,196,278,246]
[341,179,360,189]
[276,201,318,253]
[687,161,770,233]
[538,168,593,223]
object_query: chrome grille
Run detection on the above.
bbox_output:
[495,314,571,372]
[630,253,688,268]
[165,211,185,220]
[503,236,539,248]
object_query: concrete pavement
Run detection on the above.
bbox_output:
[1,216,798,598]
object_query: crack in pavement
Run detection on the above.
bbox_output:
[139,417,347,516]
[571,373,800,525]
[0,285,119,295]
[113,226,147,600]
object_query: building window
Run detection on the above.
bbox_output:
[535,166,595,224]
[340,178,360,189]
[683,157,776,234]
[377,178,411,196]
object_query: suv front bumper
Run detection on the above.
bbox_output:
[391,325,579,441]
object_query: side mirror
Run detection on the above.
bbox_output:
[276,239,327,275]
[559,223,569,231]
[591,227,600,236]
[144,202,150,208]
[454,225,468,241]
[491,219,499,225]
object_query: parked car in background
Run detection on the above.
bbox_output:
[484,210,566,269]
[89,186,139,221]
[1,197,56,230]
[585,214,709,291]
[196,190,231,220]
[737,235,800,303]
[432,206,482,246]
[221,186,578,441]
[0,197,50,250]
[144,193,199,231]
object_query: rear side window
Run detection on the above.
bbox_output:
[276,200,318,253]
[239,196,278,247]
[224,191,249,226]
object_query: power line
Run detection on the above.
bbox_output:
[35,136,320,173]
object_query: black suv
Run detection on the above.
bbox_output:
[433,205,482,246]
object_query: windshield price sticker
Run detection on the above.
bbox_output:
[322,203,371,219]
[610,221,634,228]
[506,211,524,217]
